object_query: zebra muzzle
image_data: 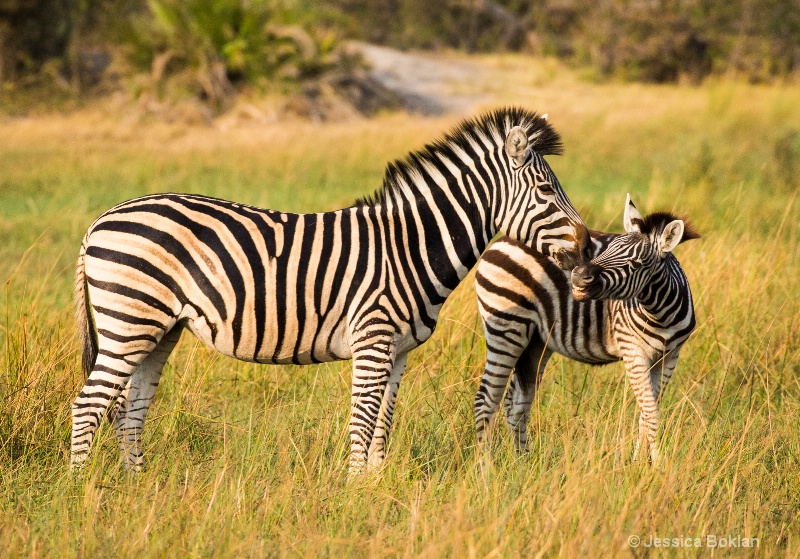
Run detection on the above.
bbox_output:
[570,265,599,300]
[571,286,591,301]
[553,248,583,271]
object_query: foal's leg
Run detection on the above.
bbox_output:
[503,337,552,452]
[650,348,681,403]
[633,348,682,464]
[474,320,533,448]
[624,352,662,465]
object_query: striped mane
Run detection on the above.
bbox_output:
[354,107,563,207]
[640,211,701,242]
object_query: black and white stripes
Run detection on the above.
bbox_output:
[474,195,698,462]
[71,107,589,473]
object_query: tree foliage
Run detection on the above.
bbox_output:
[123,0,343,107]
[0,0,74,82]
[322,0,800,83]
[0,0,798,101]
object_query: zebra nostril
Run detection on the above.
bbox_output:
[571,267,594,288]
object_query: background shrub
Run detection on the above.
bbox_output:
[1,0,798,113]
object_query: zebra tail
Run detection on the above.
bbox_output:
[75,237,98,378]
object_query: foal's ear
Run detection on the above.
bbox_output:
[658,220,685,253]
[505,126,529,167]
[623,193,644,233]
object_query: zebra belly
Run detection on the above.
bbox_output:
[550,341,619,366]
[180,306,352,365]
[544,331,619,366]
[531,298,619,365]
[177,254,355,365]
[85,197,361,366]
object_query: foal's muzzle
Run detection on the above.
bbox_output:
[570,264,601,301]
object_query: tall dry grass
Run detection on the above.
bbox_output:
[1,70,799,557]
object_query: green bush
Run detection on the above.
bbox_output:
[314,0,527,52]
[544,0,799,83]
[572,7,710,83]
[0,0,74,82]
[124,0,342,106]
[2,0,799,103]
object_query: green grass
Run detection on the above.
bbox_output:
[1,77,800,557]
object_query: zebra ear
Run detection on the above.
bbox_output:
[659,220,684,253]
[505,126,529,166]
[623,193,643,233]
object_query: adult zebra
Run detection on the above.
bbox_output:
[71,107,589,473]
[474,195,698,463]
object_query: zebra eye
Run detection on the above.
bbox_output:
[627,258,643,269]
[538,182,554,194]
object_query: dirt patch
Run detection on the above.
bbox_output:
[357,43,490,115]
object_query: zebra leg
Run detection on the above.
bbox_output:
[474,329,531,448]
[71,320,174,470]
[650,349,681,403]
[503,338,552,452]
[348,334,396,475]
[367,351,408,470]
[632,414,646,463]
[108,326,183,471]
[474,362,514,446]
[624,353,661,465]
[634,349,681,463]
[108,379,132,430]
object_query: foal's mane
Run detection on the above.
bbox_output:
[641,211,701,242]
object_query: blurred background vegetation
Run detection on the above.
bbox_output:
[1,0,799,115]
[2,3,799,556]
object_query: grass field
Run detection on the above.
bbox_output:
[2,59,800,556]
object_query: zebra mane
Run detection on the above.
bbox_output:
[641,211,701,243]
[354,107,562,207]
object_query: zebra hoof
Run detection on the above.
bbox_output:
[69,457,88,473]
[348,458,367,477]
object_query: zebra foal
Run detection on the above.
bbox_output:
[474,195,698,463]
[71,108,590,473]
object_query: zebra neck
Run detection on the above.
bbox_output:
[378,187,494,303]
[636,257,690,327]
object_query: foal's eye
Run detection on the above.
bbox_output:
[627,258,643,269]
